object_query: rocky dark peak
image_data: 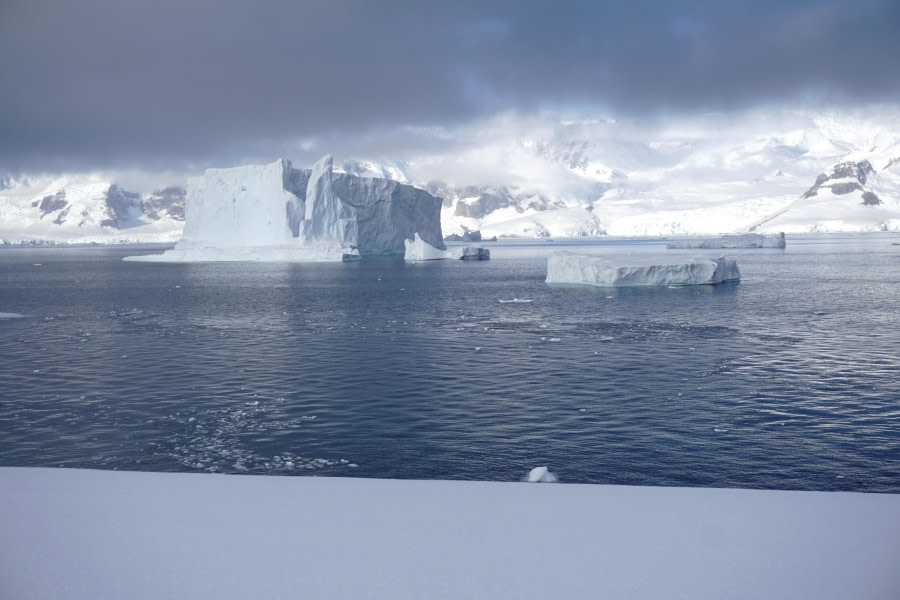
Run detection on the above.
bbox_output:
[802,160,876,199]
[37,190,68,218]
[144,186,186,221]
[861,191,882,206]
[102,184,144,228]
[453,186,521,219]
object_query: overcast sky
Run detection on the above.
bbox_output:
[1,0,898,174]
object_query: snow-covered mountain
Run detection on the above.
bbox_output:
[3,106,900,243]
[329,108,900,238]
[0,176,184,244]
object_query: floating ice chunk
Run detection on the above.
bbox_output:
[405,234,490,261]
[451,246,490,260]
[404,233,452,261]
[546,252,740,287]
[526,466,558,483]
[498,298,533,304]
[667,233,786,249]
[0,312,27,319]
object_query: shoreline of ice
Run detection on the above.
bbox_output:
[1,467,897,600]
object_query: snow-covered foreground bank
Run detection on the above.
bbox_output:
[2,468,898,599]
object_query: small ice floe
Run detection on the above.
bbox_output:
[33,263,42,266]
[475,347,482,351]
[713,427,729,433]
[245,400,259,407]
[0,312,27,319]
[498,298,533,304]
[546,337,561,343]
[526,466,558,483]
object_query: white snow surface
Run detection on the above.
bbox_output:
[1,467,898,600]
[667,232,786,249]
[547,252,741,286]
[479,206,604,239]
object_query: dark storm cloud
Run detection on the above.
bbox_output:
[1,0,898,171]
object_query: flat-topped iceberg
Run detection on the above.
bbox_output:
[667,233,786,249]
[404,233,490,261]
[125,156,444,263]
[546,252,740,286]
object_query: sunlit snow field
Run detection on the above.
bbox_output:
[1,234,898,491]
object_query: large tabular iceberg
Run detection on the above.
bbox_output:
[667,233,786,249]
[125,156,444,262]
[546,252,740,286]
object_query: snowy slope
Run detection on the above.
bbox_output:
[2,468,899,600]
[354,107,900,237]
[751,160,900,233]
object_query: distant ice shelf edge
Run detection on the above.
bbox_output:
[666,232,786,249]
[546,253,741,287]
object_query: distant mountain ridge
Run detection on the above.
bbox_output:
[3,107,900,243]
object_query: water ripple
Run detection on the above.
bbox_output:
[1,237,898,491]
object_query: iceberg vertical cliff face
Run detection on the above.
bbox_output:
[332,174,445,254]
[126,156,444,262]
[182,159,296,247]
[299,156,358,247]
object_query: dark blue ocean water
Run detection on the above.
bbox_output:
[1,235,898,491]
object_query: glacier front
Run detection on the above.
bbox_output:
[125,156,444,262]
[546,252,740,286]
